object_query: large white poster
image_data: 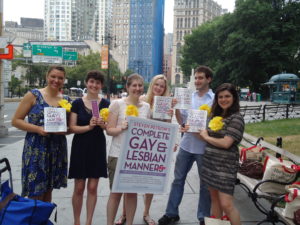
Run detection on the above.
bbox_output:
[174,88,192,109]
[112,117,178,194]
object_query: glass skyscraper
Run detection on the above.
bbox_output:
[127,0,164,82]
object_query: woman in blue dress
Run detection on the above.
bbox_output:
[12,66,70,202]
[68,70,109,225]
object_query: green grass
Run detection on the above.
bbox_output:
[245,118,300,155]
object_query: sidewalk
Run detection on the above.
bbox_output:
[1,133,270,225]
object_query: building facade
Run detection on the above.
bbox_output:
[44,0,111,42]
[163,33,173,81]
[127,0,165,82]
[111,0,130,73]
[4,18,44,41]
[171,0,222,85]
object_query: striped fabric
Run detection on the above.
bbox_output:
[201,113,245,195]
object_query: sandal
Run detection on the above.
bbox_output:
[143,215,156,225]
[115,215,126,225]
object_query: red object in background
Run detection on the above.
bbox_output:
[0,44,14,59]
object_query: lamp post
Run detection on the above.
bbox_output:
[102,35,116,100]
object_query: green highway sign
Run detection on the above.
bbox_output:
[63,51,78,61]
[116,84,123,88]
[32,45,63,64]
[23,43,31,50]
[32,45,62,57]
[23,43,32,57]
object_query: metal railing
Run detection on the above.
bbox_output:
[240,104,300,123]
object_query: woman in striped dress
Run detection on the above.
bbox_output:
[199,83,244,225]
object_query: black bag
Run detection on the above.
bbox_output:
[239,159,264,179]
[294,209,300,225]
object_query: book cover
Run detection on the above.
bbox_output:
[174,88,192,109]
[153,96,173,120]
[44,107,67,132]
[186,109,207,132]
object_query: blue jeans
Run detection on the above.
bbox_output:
[165,148,211,221]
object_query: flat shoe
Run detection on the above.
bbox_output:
[115,215,126,225]
[144,215,156,225]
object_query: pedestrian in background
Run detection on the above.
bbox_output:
[199,83,244,225]
[12,66,70,202]
[106,73,151,225]
[68,70,110,225]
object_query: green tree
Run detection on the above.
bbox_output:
[8,76,22,97]
[180,0,300,92]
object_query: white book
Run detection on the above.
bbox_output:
[152,96,173,120]
[186,109,207,132]
[44,107,67,132]
[174,88,192,109]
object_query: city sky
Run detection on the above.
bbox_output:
[3,0,235,33]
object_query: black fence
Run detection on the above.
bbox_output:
[240,104,300,123]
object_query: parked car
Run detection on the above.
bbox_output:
[70,87,83,97]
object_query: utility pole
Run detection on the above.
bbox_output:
[0,0,8,137]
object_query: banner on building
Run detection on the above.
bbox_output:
[112,117,178,194]
[101,45,109,69]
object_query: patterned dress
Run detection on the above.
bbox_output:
[21,89,70,197]
[201,113,245,195]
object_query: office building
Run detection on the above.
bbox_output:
[171,0,222,85]
[127,0,165,82]
[44,0,112,42]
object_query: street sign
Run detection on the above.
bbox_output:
[2,60,12,82]
[32,45,63,64]
[63,51,78,61]
[23,43,31,57]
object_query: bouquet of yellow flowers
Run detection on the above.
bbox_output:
[58,99,72,113]
[100,108,109,122]
[125,104,139,117]
[199,104,211,116]
[208,116,224,132]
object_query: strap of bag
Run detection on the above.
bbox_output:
[0,192,16,211]
[282,165,297,174]
[291,165,300,171]
[28,199,38,225]
[240,145,261,161]
[0,194,16,224]
[285,189,298,203]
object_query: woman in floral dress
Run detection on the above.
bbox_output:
[12,66,70,202]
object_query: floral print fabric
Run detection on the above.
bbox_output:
[21,89,69,197]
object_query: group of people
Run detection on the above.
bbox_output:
[11,65,245,225]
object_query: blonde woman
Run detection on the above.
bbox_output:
[115,74,174,225]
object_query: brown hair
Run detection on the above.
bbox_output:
[47,66,66,76]
[194,65,213,79]
[211,83,240,118]
[85,70,105,84]
[126,73,144,87]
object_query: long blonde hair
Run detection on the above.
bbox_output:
[145,74,170,107]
